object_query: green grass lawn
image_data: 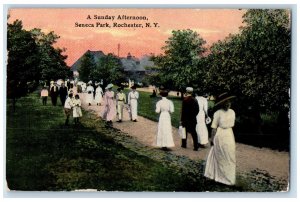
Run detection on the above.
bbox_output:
[124,89,214,128]
[7,93,188,191]
[133,89,289,151]
[137,91,183,128]
[6,92,286,192]
[6,92,238,191]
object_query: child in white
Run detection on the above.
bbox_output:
[73,94,82,125]
[155,91,175,148]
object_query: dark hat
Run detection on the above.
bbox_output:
[159,89,169,97]
[214,92,236,107]
[131,85,136,89]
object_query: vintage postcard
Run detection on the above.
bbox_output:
[5,5,293,195]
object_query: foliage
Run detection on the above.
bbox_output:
[237,169,288,192]
[7,19,70,110]
[91,53,126,88]
[152,29,207,91]
[207,9,291,114]
[7,20,40,100]
[31,28,71,81]
[78,51,96,83]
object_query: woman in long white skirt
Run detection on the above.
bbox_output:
[95,84,103,106]
[155,90,175,149]
[85,82,94,106]
[195,95,209,146]
[204,93,236,185]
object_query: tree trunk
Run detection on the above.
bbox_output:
[180,90,184,100]
[12,97,16,112]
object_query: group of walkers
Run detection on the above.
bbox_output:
[40,79,83,126]
[98,83,140,125]
[40,80,237,186]
[154,87,236,186]
[40,80,74,107]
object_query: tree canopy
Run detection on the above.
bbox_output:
[207,9,291,113]
[78,52,126,88]
[31,28,71,81]
[78,51,96,83]
[7,19,70,109]
[151,29,207,91]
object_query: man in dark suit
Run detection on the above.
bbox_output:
[50,81,59,106]
[59,82,68,106]
[180,87,199,151]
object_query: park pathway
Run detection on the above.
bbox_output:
[78,89,289,184]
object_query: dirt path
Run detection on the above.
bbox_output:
[78,91,289,183]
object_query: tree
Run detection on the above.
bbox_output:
[78,51,96,82]
[152,29,207,94]
[7,19,71,111]
[7,20,40,110]
[206,9,291,132]
[91,53,126,88]
[31,29,70,82]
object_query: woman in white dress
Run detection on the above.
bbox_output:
[101,84,116,125]
[95,84,103,106]
[85,82,94,106]
[204,93,236,185]
[155,90,175,150]
[195,94,209,147]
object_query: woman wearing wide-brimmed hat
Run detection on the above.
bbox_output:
[154,89,175,150]
[204,92,236,185]
[101,83,116,125]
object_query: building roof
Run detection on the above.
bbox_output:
[71,50,154,72]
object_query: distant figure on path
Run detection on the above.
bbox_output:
[40,86,49,106]
[66,79,71,90]
[50,81,58,106]
[86,81,94,106]
[95,83,103,106]
[155,89,175,150]
[116,87,126,122]
[128,85,139,122]
[64,93,73,126]
[150,89,157,98]
[72,94,82,125]
[195,93,209,147]
[59,82,68,106]
[101,84,116,125]
[180,87,199,151]
[204,93,236,185]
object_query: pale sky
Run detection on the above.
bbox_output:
[8,8,246,66]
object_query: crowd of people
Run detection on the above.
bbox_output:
[40,79,237,186]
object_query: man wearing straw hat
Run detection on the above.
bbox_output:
[180,87,199,151]
[116,87,126,122]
